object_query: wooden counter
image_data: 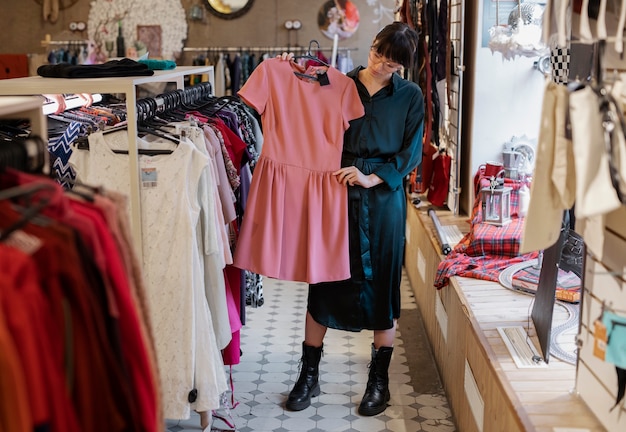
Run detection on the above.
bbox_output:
[404,200,604,432]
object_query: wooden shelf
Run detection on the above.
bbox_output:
[404,201,605,431]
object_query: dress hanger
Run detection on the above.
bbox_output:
[293,40,330,67]
[0,182,56,242]
[292,40,331,84]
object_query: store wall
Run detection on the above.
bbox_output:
[0,0,397,69]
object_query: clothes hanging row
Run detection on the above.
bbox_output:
[187,45,358,96]
[65,84,266,423]
[0,133,48,174]
[183,45,357,54]
[0,142,161,431]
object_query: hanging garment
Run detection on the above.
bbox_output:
[427,150,451,207]
[0,172,160,432]
[233,58,364,284]
[69,130,228,419]
[569,85,624,219]
[48,121,82,189]
[521,80,576,254]
[185,124,236,351]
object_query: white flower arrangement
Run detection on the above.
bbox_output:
[88,0,188,60]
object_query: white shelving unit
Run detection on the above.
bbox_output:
[0,96,48,173]
[0,66,215,259]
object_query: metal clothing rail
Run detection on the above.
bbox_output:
[41,34,89,48]
[183,46,357,53]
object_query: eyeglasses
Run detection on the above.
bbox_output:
[368,48,402,72]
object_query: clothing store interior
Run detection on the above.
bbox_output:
[1,0,625,431]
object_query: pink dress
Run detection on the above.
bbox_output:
[233,58,364,283]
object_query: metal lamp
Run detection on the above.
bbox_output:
[480,184,512,226]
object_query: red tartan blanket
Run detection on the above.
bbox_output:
[434,174,538,288]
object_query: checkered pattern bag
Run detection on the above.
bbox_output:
[551,46,570,85]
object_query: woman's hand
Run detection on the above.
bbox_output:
[334,166,383,188]
[276,52,295,61]
[76,93,94,108]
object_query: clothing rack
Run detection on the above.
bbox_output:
[0,66,215,260]
[41,34,89,48]
[0,96,49,174]
[135,81,213,123]
[183,46,357,53]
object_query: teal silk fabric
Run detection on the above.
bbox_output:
[308,67,424,331]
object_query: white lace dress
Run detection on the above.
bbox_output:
[69,130,228,419]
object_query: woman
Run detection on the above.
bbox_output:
[281,21,424,416]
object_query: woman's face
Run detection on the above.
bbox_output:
[367,47,402,78]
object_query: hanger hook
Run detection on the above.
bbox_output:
[307,39,321,54]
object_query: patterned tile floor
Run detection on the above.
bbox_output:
[166,270,457,431]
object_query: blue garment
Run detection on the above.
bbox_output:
[48,121,82,189]
[604,311,626,369]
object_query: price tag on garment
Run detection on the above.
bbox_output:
[2,229,42,255]
[175,124,193,138]
[317,70,330,86]
[593,319,607,361]
[141,167,158,188]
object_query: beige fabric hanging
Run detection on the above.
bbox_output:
[569,85,624,219]
[521,80,576,253]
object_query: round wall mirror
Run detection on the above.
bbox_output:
[204,0,254,19]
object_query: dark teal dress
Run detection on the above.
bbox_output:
[308,66,425,331]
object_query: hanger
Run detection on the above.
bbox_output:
[73,124,176,155]
[294,40,330,66]
[0,182,56,242]
[292,40,332,84]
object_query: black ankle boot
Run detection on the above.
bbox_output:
[286,342,323,411]
[358,344,393,416]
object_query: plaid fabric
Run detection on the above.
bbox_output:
[434,172,538,288]
[434,252,538,288]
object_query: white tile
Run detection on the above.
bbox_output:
[231,371,260,382]
[281,417,317,430]
[244,416,282,431]
[390,394,418,406]
[232,361,262,372]
[386,418,424,432]
[384,404,419,420]
[418,405,452,420]
[282,405,318,417]
[351,417,388,432]
[316,417,352,432]
[229,380,258,393]
[258,371,290,382]
[257,381,290,394]
[389,383,417,396]
[322,371,352,383]
[264,352,293,363]
[318,382,351,395]
[318,392,352,405]
[250,402,284,418]
[262,362,291,373]
[323,362,351,373]
[253,392,285,405]
[317,404,352,418]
